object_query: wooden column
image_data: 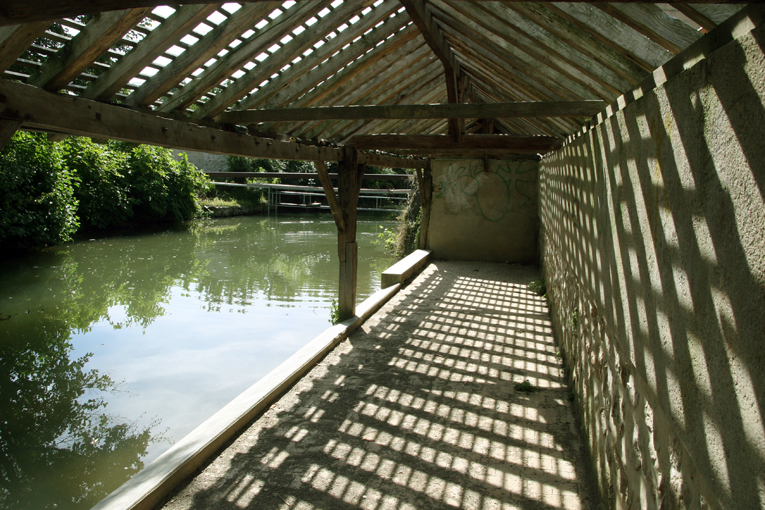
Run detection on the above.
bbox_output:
[417,160,433,250]
[322,148,365,321]
[0,119,21,151]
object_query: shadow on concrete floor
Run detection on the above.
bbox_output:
[161,261,600,510]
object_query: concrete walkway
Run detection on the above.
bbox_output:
[160,261,600,510]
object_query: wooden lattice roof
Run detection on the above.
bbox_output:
[0,1,748,160]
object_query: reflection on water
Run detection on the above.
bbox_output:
[0,214,394,509]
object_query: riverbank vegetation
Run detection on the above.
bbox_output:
[0,133,211,249]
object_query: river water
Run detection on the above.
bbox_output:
[0,214,395,510]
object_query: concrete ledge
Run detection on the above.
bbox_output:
[381,249,431,289]
[91,283,400,510]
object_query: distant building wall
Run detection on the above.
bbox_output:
[172,150,228,173]
[428,158,539,263]
[539,20,765,510]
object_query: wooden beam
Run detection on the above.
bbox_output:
[315,160,345,233]
[124,3,273,108]
[347,134,562,153]
[0,119,21,151]
[0,0,746,26]
[399,0,463,140]
[356,152,427,169]
[0,79,343,161]
[0,21,51,72]
[216,101,605,123]
[336,147,364,321]
[29,8,151,92]
[203,171,414,181]
[83,4,219,101]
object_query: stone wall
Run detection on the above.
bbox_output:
[539,18,765,510]
[428,158,539,263]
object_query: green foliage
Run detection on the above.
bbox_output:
[127,146,210,223]
[528,278,547,297]
[0,132,79,247]
[515,380,536,393]
[1,134,211,246]
[329,299,340,325]
[60,137,131,230]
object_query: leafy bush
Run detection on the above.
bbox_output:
[127,145,209,223]
[0,132,79,247]
[60,137,131,229]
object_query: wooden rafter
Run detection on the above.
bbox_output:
[0,21,51,72]
[83,4,219,100]
[29,8,151,92]
[347,134,562,153]
[399,0,464,139]
[1,0,743,26]
[217,100,605,123]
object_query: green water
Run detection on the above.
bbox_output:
[0,214,395,510]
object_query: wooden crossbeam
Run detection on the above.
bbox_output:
[201,171,414,181]
[399,0,463,139]
[0,0,745,26]
[216,101,605,123]
[0,21,51,72]
[347,134,562,153]
[0,79,343,161]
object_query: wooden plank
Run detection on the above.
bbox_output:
[217,100,605,123]
[594,3,703,54]
[347,134,562,153]
[0,119,21,151]
[83,4,219,100]
[399,0,462,139]
[673,5,717,33]
[191,0,362,120]
[159,0,332,114]
[336,147,364,321]
[0,79,343,161]
[235,3,410,112]
[29,8,151,91]
[0,0,747,27]
[546,2,671,71]
[0,21,51,72]
[124,2,274,107]
[315,160,345,233]
[356,152,427,169]
[203,171,415,180]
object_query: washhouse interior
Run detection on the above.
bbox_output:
[0,1,763,509]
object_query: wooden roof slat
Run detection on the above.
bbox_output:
[593,3,703,54]
[191,0,369,120]
[545,2,671,72]
[310,62,444,140]
[502,2,648,84]
[442,0,626,96]
[272,39,433,136]
[293,52,441,139]
[83,4,220,101]
[160,0,333,114]
[124,2,276,107]
[29,8,151,91]
[234,0,406,112]
[432,0,609,99]
[0,21,51,72]
[347,133,562,153]
[692,4,746,25]
[265,25,423,130]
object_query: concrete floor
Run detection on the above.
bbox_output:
[160,261,600,510]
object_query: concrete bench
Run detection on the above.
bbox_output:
[381,249,431,289]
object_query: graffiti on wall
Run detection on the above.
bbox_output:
[435,160,536,221]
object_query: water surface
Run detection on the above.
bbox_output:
[0,214,394,509]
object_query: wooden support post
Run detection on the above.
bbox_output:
[336,147,365,321]
[0,119,20,151]
[417,160,433,250]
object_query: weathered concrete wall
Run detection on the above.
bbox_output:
[172,149,228,173]
[539,20,765,510]
[429,158,539,263]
